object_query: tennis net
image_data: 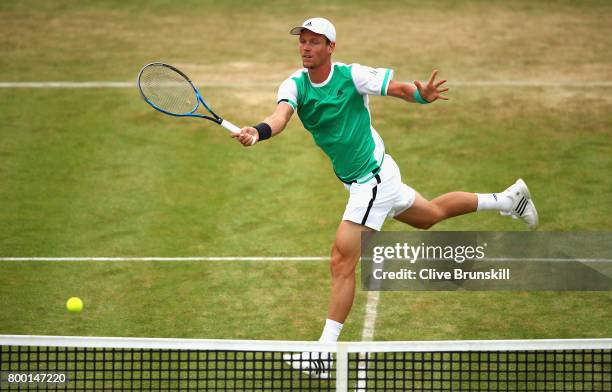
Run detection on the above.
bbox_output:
[0,335,610,391]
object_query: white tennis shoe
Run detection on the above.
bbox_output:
[500,178,539,229]
[283,351,332,379]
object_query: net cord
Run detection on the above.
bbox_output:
[1,335,610,353]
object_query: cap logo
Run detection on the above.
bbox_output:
[305,21,312,26]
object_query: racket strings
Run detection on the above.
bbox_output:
[139,65,198,115]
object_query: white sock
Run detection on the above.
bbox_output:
[318,318,343,342]
[476,192,512,211]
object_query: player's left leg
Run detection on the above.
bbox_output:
[394,179,538,230]
[393,191,477,229]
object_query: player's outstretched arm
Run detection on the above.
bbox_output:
[387,70,448,103]
[233,103,294,147]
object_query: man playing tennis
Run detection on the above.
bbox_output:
[233,17,538,377]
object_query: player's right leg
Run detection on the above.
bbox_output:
[283,220,368,379]
[283,351,334,379]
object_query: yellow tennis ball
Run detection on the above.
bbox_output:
[66,297,83,313]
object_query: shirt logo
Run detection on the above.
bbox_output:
[336,89,343,96]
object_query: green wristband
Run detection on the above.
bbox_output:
[413,89,429,104]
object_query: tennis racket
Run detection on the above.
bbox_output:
[137,62,254,144]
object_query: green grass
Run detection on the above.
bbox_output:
[0,1,611,341]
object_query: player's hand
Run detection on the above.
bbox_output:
[232,127,258,147]
[414,70,449,103]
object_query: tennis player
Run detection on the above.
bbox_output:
[233,17,538,377]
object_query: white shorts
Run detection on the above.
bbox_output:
[342,154,416,231]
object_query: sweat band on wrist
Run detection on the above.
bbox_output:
[413,89,429,104]
[254,122,272,141]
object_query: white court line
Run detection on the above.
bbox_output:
[360,257,612,263]
[0,256,327,262]
[356,292,379,391]
[4,256,610,262]
[483,257,612,263]
[0,82,135,88]
[454,80,612,87]
[360,292,380,342]
[356,293,380,391]
[356,267,383,390]
[1,80,612,88]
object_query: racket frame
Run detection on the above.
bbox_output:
[137,62,241,133]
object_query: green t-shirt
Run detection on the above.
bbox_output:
[277,62,393,183]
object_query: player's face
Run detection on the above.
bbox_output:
[299,30,334,69]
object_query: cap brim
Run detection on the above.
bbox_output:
[289,26,333,41]
[289,26,305,35]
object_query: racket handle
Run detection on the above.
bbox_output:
[220,119,241,134]
[221,118,257,145]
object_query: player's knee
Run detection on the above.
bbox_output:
[414,220,435,230]
[414,207,445,230]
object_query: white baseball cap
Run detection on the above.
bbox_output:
[290,17,336,43]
